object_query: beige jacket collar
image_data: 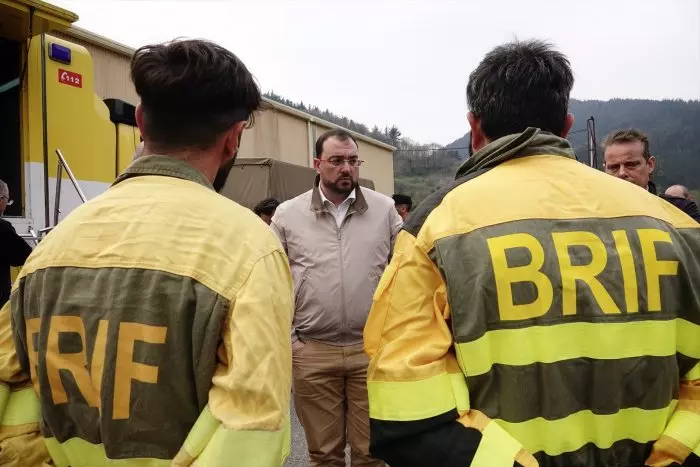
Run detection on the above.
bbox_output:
[310,175,368,215]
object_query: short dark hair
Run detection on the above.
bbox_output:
[253,197,280,217]
[131,39,261,152]
[392,194,412,211]
[466,40,574,140]
[602,128,651,160]
[315,129,358,158]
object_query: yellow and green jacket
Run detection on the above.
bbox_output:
[364,128,700,467]
[0,155,294,466]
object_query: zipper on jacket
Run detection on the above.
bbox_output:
[334,206,354,344]
[337,222,346,343]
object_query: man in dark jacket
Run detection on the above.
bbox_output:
[602,129,700,222]
[663,184,700,222]
[392,194,412,221]
[0,180,32,308]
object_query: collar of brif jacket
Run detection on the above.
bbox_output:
[310,174,369,215]
[455,127,576,179]
[113,155,214,190]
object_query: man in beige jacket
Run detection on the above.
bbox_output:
[271,128,402,467]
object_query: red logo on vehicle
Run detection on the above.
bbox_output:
[58,69,82,88]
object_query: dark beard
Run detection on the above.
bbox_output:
[324,178,357,197]
[213,156,236,192]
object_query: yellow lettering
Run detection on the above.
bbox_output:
[638,229,679,312]
[113,323,167,420]
[25,318,41,394]
[487,233,553,320]
[46,316,99,407]
[612,230,639,313]
[90,320,109,406]
[552,231,620,315]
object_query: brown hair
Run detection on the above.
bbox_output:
[602,128,651,160]
[315,128,358,158]
[131,39,261,152]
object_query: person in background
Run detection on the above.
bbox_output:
[666,184,693,200]
[364,40,700,466]
[0,180,32,309]
[663,184,700,223]
[253,197,280,225]
[603,129,700,222]
[391,194,412,222]
[272,128,402,467]
[0,39,293,466]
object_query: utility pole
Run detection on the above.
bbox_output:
[587,116,597,169]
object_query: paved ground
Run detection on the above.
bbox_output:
[285,400,309,466]
[285,400,351,466]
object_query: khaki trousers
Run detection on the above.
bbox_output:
[293,340,384,467]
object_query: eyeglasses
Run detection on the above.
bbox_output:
[0,196,12,206]
[321,157,364,167]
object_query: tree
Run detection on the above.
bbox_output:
[388,126,402,146]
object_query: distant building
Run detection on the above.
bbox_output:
[54,27,396,194]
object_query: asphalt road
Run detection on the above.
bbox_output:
[285,400,351,467]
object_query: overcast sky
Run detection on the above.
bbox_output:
[51,0,700,145]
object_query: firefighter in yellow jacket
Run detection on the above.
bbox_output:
[365,40,700,467]
[0,39,293,466]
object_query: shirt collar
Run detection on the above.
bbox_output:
[319,186,356,208]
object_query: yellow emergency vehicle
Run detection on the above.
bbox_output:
[1,0,139,247]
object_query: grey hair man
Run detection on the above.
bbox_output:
[665,184,692,200]
[663,184,700,222]
[0,179,32,308]
[0,180,12,216]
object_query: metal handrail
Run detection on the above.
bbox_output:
[55,149,87,204]
[18,150,87,246]
[26,227,40,246]
[20,227,51,245]
[53,162,63,226]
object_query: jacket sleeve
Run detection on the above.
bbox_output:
[388,207,403,255]
[646,362,700,466]
[270,215,287,255]
[173,250,294,467]
[0,299,50,466]
[0,222,32,267]
[364,231,535,467]
[269,215,298,343]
